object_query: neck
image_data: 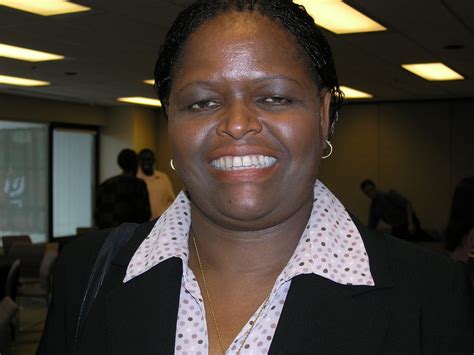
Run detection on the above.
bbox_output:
[189,195,313,275]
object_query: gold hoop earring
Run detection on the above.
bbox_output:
[170,158,176,171]
[322,140,333,159]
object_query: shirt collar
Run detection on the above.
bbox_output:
[124,180,374,287]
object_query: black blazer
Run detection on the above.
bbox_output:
[38,220,474,354]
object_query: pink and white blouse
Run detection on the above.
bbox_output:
[124,180,375,354]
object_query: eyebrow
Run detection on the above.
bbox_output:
[174,74,304,96]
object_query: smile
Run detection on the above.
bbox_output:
[210,155,277,170]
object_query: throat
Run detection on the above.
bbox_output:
[190,231,281,354]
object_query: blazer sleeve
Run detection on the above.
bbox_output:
[440,261,474,353]
[37,231,109,354]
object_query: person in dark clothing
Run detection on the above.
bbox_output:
[360,179,420,240]
[445,176,474,262]
[94,149,150,228]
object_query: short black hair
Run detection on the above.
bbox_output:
[445,176,474,251]
[138,148,155,162]
[154,0,344,138]
[360,179,375,191]
[117,149,138,173]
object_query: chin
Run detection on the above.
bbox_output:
[209,190,284,228]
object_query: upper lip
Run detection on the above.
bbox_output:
[207,145,280,162]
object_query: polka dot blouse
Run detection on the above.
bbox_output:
[124,180,375,354]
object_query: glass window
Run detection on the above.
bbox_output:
[52,128,97,237]
[0,121,48,243]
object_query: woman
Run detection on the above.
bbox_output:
[446,177,474,263]
[38,1,473,354]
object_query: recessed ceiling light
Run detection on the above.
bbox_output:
[143,79,155,85]
[118,97,162,107]
[340,86,373,99]
[401,62,464,81]
[294,0,386,34]
[0,43,64,62]
[0,74,50,86]
[0,0,91,16]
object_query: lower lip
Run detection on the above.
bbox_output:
[209,164,278,182]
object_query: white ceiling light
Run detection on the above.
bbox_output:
[294,0,386,34]
[118,97,162,107]
[0,74,50,86]
[0,43,64,62]
[0,0,91,16]
[401,63,464,81]
[143,79,155,85]
[340,85,373,99]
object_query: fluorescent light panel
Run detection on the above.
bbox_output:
[0,0,90,16]
[0,74,50,86]
[401,63,464,81]
[0,43,64,62]
[144,79,154,85]
[118,97,162,107]
[294,0,386,34]
[340,85,373,99]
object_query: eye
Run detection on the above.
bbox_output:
[189,100,220,111]
[257,96,292,105]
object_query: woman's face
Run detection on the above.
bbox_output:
[167,12,331,230]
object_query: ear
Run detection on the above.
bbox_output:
[319,89,332,142]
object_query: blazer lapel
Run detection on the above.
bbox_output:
[85,221,183,354]
[270,220,395,354]
[104,258,183,354]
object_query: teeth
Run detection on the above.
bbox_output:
[233,156,242,167]
[242,156,252,166]
[211,155,277,170]
[225,156,233,169]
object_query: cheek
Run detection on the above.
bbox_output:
[277,115,321,158]
[168,119,209,164]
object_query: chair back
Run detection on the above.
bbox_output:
[1,235,31,256]
[76,227,98,235]
[39,252,58,291]
[4,260,20,301]
[0,296,18,352]
[8,244,45,279]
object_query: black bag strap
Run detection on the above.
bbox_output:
[74,222,138,344]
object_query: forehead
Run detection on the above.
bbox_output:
[172,12,312,83]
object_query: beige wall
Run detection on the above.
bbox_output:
[320,99,474,233]
[0,93,106,125]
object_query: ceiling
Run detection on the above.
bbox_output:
[0,0,473,107]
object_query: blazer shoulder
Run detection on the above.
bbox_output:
[58,220,156,277]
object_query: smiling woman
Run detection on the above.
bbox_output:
[38,1,473,354]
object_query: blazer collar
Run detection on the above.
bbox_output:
[102,221,182,353]
[270,219,395,354]
[105,257,183,354]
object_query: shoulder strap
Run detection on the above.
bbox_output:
[74,222,138,344]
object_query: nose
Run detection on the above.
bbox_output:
[216,100,262,139]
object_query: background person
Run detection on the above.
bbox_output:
[360,178,425,240]
[94,148,150,228]
[445,176,474,263]
[137,148,175,219]
[39,2,473,354]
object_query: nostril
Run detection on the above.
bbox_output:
[216,106,262,139]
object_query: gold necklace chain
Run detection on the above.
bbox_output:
[191,231,271,355]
